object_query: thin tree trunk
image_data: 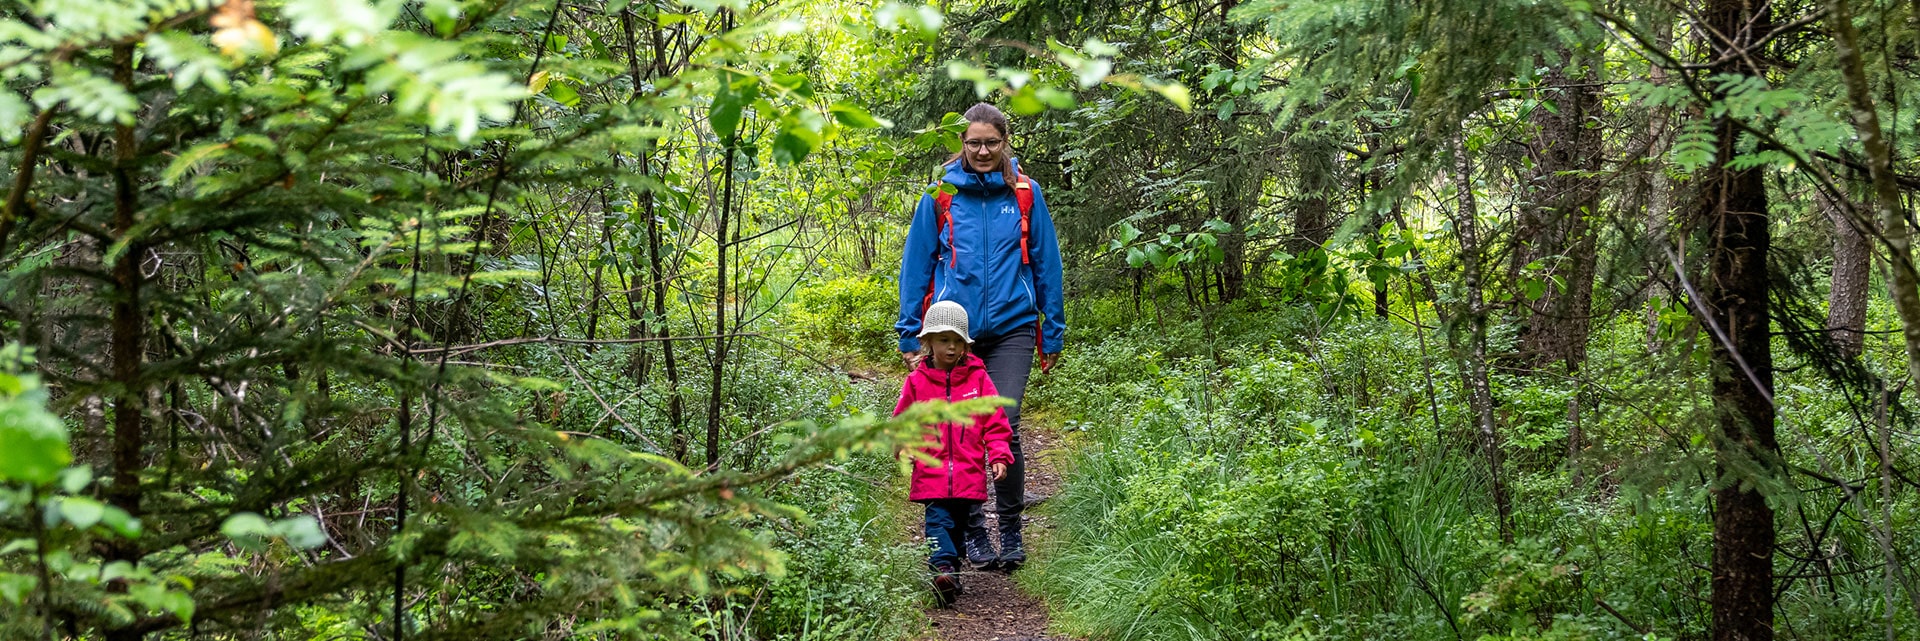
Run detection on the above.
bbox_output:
[1640,18,1678,353]
[623,4,687,462]
[1447,138,1513,544]
[586,205,608,348]
[105,42,147,641]
[708,10,738,469]
[1702,4,1777,639]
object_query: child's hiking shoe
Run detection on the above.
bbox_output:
[931,565,962,607]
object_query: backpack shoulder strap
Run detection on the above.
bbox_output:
[934,189,953,230]
[1013,173,1035,265]
[929,183,956,271]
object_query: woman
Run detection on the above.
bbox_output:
[895,102,1065,571]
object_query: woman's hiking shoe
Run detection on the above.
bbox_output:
[931,566,962,607]
[963,528,998,569]
[997,531,1025,572]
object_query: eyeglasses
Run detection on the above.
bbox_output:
[963,138,1005,151]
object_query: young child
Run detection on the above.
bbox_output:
[892,301,1012,606]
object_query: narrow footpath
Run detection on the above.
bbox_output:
[921,425,1074,641]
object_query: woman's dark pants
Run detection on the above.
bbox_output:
[965,331,1032,563]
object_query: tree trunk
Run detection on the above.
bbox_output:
[1513,50,1603,372]
[106,42,148,641]
[1703,3,1777,639]
[708,15,738,469]
[1821,190,1870,359]
[1834,0,1920,386]
[624,4,687,462]
[1447,138,1513,544]
[1289,133,1338,253]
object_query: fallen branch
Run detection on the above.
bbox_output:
[408,332,761,358]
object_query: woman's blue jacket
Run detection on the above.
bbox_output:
[895,159,1066,354]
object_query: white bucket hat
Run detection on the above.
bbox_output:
[917,300,973,343]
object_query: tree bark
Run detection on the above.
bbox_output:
[1289,133,1338,253]
[708,10,738,469]
[1702,3,1777,639]
[1447,138,1513,544]
[1821,190,1870,359]
[106,42,148,641]
[1513,50,1603,372]
[1834,0,1920,385]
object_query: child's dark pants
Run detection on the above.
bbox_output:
[923,499,976,570]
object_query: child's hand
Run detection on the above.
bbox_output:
[992,463,1007,481]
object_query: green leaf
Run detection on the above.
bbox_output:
[544,80,580,107]
[0,93,27,144]
[33,65,137,125]
[772,108,826,166]
[1083,37,1120,57]
[770,73,814,99]
[221,513,274,550]
[1008,85,1045,116]
[285,0,400,47]
[0,382,70,485]
[57,497,105,530]
[100,506,140,538]
[144,32,231,93]
[273,516,326,550]
[1152,81,1192,111]
[0,573,34,605]
[57,466,91,494]
[1075,58,1112,89]
[709,73,760,142]
[163,142,234,186]
[1035,86,1076,109]
[829,103,888,129]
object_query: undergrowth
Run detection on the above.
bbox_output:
[1021,296,1920,641]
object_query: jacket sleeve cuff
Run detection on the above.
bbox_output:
[899,336,921,353]
[1042,337,1064,354]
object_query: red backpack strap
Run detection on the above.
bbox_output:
[921,184,956,319]
[933,186,956,268]
[1013,173,1035,265]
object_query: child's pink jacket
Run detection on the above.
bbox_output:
[892,353,1014,502]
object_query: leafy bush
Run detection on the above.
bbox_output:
[782,276,903,369]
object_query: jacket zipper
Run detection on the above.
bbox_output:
[945,372,955,497]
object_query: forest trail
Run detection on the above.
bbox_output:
[920,424,1074,641]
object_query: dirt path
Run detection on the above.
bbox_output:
[920,426,1074,641]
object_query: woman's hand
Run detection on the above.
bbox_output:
[1038,351,1060,373]
[900,350,922,368]
[992,463,1007,481]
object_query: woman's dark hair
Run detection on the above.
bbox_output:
[947,102,1016,178]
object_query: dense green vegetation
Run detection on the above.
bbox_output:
[7,0,1920,640]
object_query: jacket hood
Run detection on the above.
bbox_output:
[911,353,986,387]
[940,157,1023,194]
